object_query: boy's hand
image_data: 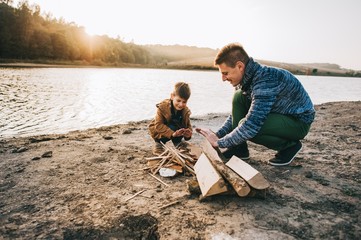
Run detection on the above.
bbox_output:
[172,128,185,137]
[172,128,192,138]
[183,128,192,138]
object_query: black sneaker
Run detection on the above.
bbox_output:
[269,141,302,166]
[221,143,250,160]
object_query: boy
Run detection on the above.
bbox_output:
[148,82,193,155]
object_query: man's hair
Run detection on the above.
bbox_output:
[214,43,249,67]
[173,82,191,100]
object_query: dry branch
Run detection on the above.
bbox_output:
[147,142,199,176]
[124,189,146,202]
[148,173,169,187]
[152,156,169,175]
[159,200,180,210]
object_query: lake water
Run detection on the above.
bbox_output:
[1,67,360,138]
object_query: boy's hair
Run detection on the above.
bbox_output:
[173,82,191,100]
[214,43,249,67]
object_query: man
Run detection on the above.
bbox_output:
[196,43,315,166]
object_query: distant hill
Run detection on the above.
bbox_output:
[143,44,218,62]
[143,44,361,77]
[257,60,355,77]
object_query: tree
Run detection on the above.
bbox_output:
[0,2,15,57]
[28,29,53,58]
[0,0,14,5]
[0,1,158,65]
[51,32,69,59]
[12,1,34,58]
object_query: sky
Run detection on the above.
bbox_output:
[14,0,361,70]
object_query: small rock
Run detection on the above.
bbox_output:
[305,171,313,178]
[122,129,132,134]
[103,136,113,140]
[5,223,18,231]
[15,166,25,173]
[162,210,171,215]
[17,147,29,153]
[159,168,177,177]
[186,179,201,194]
[42,151,53,158]
[91,157,106,163]
[32,156,41,161]
[29,137,53,143]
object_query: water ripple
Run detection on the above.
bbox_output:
[1,67,361,138]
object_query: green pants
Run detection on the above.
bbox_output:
[232,89,311,151]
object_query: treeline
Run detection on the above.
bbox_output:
[2,1,359,75]
[144,44,218,62]
[0,0,156,65]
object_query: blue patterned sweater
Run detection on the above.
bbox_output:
[216,58,315,148]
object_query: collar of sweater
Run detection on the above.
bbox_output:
[236,57,260,91]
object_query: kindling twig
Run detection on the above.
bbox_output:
[160,142,196,175]
[124,189,146,202]
[178,151,195,161]
[148,173,169,187]
[139,166,152,171]
[159,200,180,210]
[159,149,170,156]
[145,156,164,160]
[152,156,169,175]
[161,142,185,166]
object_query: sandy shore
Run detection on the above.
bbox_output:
[1,101,360,239]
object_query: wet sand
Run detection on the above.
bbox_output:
[1,101,360,239]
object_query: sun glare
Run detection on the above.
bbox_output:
[84,27,98,37]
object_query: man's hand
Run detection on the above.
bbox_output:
[195,128,219,148]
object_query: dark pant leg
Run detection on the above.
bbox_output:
[230,90,251,150]
[231,89,251,129]
[232,90,311,151]
[246,114,311,151]
[155,123,183,146]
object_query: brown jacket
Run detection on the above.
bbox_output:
[148,99,192,140]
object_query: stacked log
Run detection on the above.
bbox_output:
[194,140,269,199]
[145,140,269,200]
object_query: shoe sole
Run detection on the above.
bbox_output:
[269,146,302,166]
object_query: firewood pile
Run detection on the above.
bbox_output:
[146,142,201,177]
[144,139,269,201]
[193,139,270,200]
